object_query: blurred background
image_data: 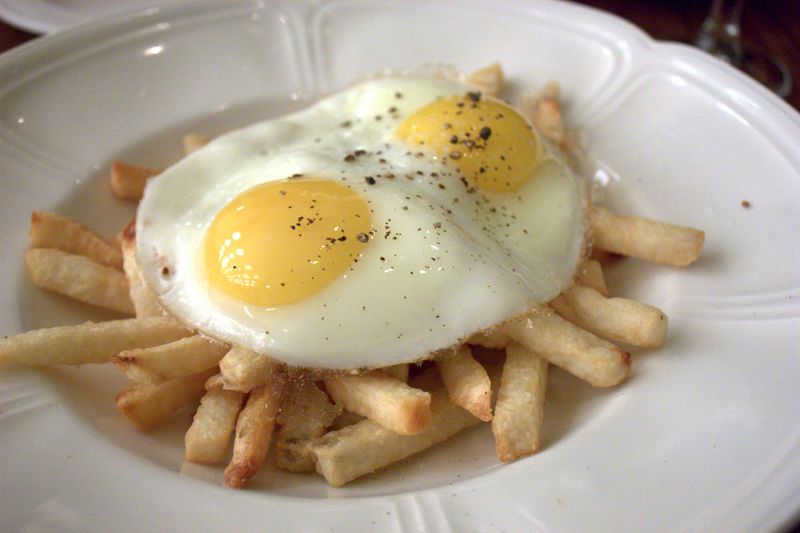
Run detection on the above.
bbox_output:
[574,0,798,109]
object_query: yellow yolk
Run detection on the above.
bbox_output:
[204,179,372,306]
[395,93,541,193]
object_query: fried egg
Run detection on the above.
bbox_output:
[136,77,586,369]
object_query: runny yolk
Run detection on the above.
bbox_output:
[204,179,372,306]
[395,93,541,193]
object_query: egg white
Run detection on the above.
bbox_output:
[136,77,586,369]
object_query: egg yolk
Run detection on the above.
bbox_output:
[395,93,541,193]
[204,179,372,306]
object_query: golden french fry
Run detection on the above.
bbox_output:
[113,335,229,382]
[205,373,226,390]
[535,80,561,101]
[183,133,209,155]
[381,363,410,382]
[275,377,343,472]
[492,342,548,462]
[0,316,189,366]
[119,221,164,317]
[328,410,365,431]
[219,345,282,392]
[502,307,630,387]
[590,206,704,266]
[29,211,123,269]
[224,377,284,488]
[532,95,566,146]
[465,62,504,97]
[115,362,163,385]
[324,371,431,435]
[26,248,134,315]
[116,369,214,431]
[436,345,492,421]
[576,259,608,296]
[311,368,481,487]
[110,161,161,201]
[467,328,511,349]
[185,377,244,464]
[589,248,620,265]
[551,285,668,348]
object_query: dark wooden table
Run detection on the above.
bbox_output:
[0,2,798,532]
[0,0,797,111]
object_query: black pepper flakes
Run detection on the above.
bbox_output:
[479,126,492,140]
[365,176,376,185]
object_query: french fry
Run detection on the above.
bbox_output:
[114,359,162,385]
[205,373,226,390]
[328,410,365,431]
[550,285,668,347]
[219,345,282,392]
[492,342,548,462]
[590,248,620,265]
[436,345,492,421]
[531,94,566,146]
[29,211,123,269]
[185,375,244,464]
[502,307,630,387]
[576,259,608,296]
[535,80,561,101]
[224,377,284,488]
[324,371,431,435]
[590,206,704,266]
[311,368,481,487]
[0,316,189,366]
[467,328,511,349]
[113,335,229,382]
[275,377,343,472]
[381,363,410,382]
[26,248,134,315]
[116,369,215,431]
[119,221,164,317]
[110,161,161,201]
[465,62,504,97]
[183,133,209,155]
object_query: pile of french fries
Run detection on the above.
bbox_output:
[0,65,704,489]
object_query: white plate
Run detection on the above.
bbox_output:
[0,0,195,34]
[1,1,799,531]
